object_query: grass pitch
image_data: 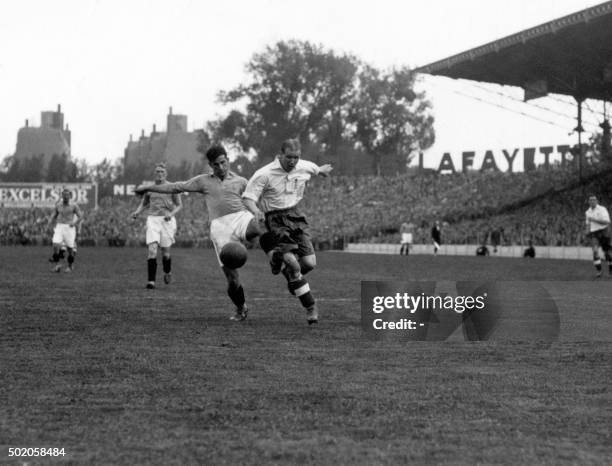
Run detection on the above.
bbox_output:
[2,247,612,465]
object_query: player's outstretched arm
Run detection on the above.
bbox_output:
[318,164,333,177]
[136,176,206,196]
[134,184,151,195]
[134,183,178,195]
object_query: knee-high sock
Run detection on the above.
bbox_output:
[162,256,171,273]
[147,259,157,282]
[288,277,315,309]
[228,283,245,308]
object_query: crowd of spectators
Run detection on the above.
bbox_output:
[2,164,611,248]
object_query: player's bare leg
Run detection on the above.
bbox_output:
[222,219,260,320]
[50,243,63,272]
[223,266,248,321]
[298,254,316,275]
[146,242,158,289]
[161,246,172,284]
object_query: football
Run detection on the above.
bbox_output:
[219,242,248,269]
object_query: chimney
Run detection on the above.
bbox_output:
[169,106,173,115]
[152,123,157,134]
[129,134,133,142]
[25,119,29,127]
[141,129,145,139]
[57,104,61,113]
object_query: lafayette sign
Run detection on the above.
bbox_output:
[419,144,576,173]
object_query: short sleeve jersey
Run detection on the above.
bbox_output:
[586,205,611,233]
[144,182,181,216]
[171,172,247,221]
[55,201,82,224]
[242,157,320,213]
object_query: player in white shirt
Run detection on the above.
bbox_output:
[585,195,612,278]
[243,138,332,324]
[49,188,83,272]
[399,221,414,255]
[131,163,182,289]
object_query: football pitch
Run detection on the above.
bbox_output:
[2,246,612,465]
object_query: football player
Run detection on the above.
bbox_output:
[242,138,333,325]
[585,195,612,278]
[49,188,82,272]
[131,163,182,289]
[135,146,263,321]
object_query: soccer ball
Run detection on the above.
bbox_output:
[220,242,248,269]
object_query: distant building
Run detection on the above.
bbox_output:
[14,104,71,166]
[124,107,203,174]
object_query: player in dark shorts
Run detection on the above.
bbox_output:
[585,195,612,277]
[242,138,333,324]
[431,220,442,254]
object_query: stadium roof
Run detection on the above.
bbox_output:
[415,1,612,101]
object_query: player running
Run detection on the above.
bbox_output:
[242,138,333,325]
[431,220,442,255]
[585,195,612,278]
[399,221,413,255]
[49,188,83,273]
[134,145,262,321]
[131,163,182,289]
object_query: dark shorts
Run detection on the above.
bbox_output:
[588,228,611,251]
[265,207,315,257]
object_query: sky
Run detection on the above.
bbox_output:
[0,0,608,170]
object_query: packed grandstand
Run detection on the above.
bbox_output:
[2,161,611,249]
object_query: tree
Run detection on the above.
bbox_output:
[230,154,256,178]
[3,154,45,182]
[46,153,78,182]
[0,155,14,180]
[210,40,434,175]
[213,40,360,166]
[89,158,122,198]
[349,66,435,175]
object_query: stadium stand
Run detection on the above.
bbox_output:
[2,163,610,249]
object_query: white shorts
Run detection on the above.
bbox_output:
[401,233,413,244]
[146,216,177,247]
[210,211,254,266]
[52,223,77,248]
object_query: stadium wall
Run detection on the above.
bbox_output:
[346,243,594,260]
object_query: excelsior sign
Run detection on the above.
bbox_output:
[0,183,98,209]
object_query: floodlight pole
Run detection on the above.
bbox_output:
[575,97,584,181]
